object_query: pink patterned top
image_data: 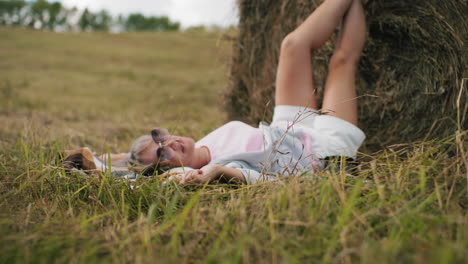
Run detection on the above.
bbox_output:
[195,121,264,161]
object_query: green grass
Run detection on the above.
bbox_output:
[0,27,467,264]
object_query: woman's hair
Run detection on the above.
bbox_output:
[129,135,153,165]
[128,135,174,175]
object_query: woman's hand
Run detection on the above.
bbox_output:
[179,164,246,184]
[180,164,221,184]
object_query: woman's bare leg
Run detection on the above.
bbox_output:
[275,0,354,109]
[322,0,366,125]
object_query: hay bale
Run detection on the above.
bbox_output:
[225,0,467,151]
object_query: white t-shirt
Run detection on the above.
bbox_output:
[194,106,366,184]
[195,121,264,161]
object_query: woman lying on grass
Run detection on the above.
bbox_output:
[110,0,367,184]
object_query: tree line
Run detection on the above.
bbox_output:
[0,0,180,32]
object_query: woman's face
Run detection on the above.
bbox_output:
[139,131,196,168]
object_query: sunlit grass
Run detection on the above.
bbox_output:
[0,27,467,263]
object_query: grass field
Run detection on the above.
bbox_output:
[0,27,467,263]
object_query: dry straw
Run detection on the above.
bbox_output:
[225,0,467,152]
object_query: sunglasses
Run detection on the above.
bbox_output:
[151,128,173,162]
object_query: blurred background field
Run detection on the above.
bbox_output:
[0,16,467,264]
[0,27,231,153]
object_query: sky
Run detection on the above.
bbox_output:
[58,0,239,29]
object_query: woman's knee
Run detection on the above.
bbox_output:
[328,49,360,71]
[280,32,310,56]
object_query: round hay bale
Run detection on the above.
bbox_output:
[225,0,467,151]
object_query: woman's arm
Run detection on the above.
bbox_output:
[98,153,131,167]
[179,164,246,184]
